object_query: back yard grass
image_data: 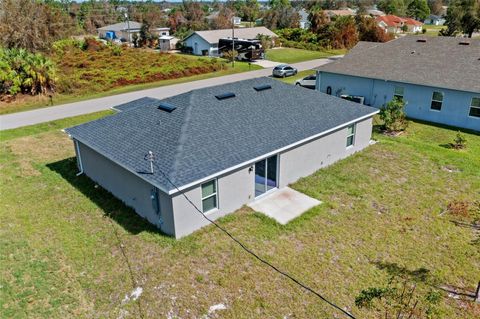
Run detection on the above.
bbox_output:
[0,46,261,115]
[1,116,479,318]
[265,47,346,64]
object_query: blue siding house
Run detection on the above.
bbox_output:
[316,37,480,131]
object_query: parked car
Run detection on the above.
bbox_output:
[295,74,316,89]
[272,64,297,78]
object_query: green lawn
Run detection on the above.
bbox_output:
[266,47,346,64]
[0,58,261,115]
[423,24,446,36]
[275,69,316,85]
[1,114,479,318]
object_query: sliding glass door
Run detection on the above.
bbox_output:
[254,155,278,197]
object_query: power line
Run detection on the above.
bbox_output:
[151,161,356,319]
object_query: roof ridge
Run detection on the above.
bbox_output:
[170,91,196,184]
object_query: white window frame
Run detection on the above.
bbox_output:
[469,97,480,118]
[393,86,404,101]
[430,91,444,111]
[201,179,218,213]
[346,124,356,148]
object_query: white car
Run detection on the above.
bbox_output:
[295,74,316,89]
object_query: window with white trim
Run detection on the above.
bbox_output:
[469,97,480,118]
[201,179,217,213]
[346,124,355,147]
[393,86,404,101]
[430,91,443,110]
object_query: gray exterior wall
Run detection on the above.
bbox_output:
[170,117,373,238]
[76,141,176,236]
[74,117,373,239]
[317,71,480,131]
[278,117,372,187]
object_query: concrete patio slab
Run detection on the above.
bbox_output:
[248,187,321,224]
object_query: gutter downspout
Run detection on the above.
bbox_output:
[74,140,84,176]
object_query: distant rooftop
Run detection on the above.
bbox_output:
[316,36,480,93]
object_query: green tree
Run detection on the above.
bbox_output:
[440,0,480,38]
[407,0,431,20]
[308,9,329,34]
[378,0,407,15]
[379,97,408,132]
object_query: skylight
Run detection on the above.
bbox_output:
[253,84,272,91]
[215,92,236,100]
[157,102,176,112]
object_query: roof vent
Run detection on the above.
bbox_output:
[459,41,470,45]
[416,39,427,43]
[215,92,236,100]
[253,84,272,91]
[157,102,176,112]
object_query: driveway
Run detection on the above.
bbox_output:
[0,57,341,130]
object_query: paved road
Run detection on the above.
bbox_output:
[0,57,340,130]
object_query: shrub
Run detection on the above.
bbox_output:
[450,131,467,149]
[379,97,408,132]
[222,50,238,61]
[0,48,56,96]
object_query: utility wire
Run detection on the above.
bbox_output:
[152,162,356,319]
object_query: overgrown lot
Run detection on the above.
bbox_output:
[0,117,479,318]
[0,42,260,114]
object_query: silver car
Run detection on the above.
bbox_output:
[272,64,298,78]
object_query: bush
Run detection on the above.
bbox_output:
[450,131,467,149]
[0,48,56,96]
[379,97,408,132]
[222,50,238,61]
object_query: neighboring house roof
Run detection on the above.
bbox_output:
[184,27,277,44]
[326,9,355,17]
[97,21,169,32]
[97,21,142,31]
[376,15,422,28]
[367,9,385,16]
[66,77,377,194]
[316,36,480,93]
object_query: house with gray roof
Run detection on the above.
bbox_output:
[316,36,480,131]
[97,21,170,42]
[65,77,378,238]
[183,27,276,56]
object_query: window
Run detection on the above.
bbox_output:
[430,91,444,110]
[346,124,355,147]
[393,86,404,101]
[201,180,217,213]
[469,97,480,118]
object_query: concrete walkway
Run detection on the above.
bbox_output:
[248,187,321,225]
[0,57,341,130]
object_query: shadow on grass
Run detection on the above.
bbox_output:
[47,157,170,238]
[372,261,432,283]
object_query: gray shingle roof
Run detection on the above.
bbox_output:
[316,36,480,93]
[186,27,277,44]
[97,21,143,31]
[65,77,377,194]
